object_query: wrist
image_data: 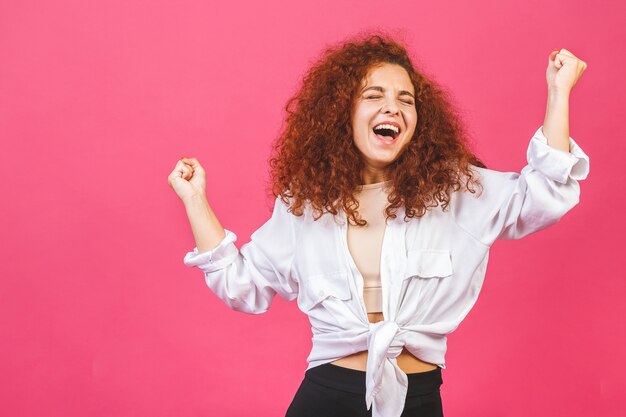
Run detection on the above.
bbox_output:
[548,85,570,99]
[183,192,208,209]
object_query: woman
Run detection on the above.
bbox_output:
[168,34,589,417]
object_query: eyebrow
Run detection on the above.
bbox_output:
[361,86,415,99]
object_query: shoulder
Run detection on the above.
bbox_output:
[469,163,519,183]
[461,164,520,197]
[449,164,522,214]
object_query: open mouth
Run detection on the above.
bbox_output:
[372,123,401,141]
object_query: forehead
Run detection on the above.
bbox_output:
[361,63,414,93]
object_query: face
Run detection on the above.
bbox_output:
[351,63,418,180]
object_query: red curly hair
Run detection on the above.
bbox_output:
[267,32,486,226]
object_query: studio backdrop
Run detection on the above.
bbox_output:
[1,0,624,416]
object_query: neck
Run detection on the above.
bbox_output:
[360,168,388,185]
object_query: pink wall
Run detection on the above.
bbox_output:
[1,0,624,416]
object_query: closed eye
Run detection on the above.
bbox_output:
[365,95,413,105]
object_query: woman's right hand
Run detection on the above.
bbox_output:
[168,157,207,203]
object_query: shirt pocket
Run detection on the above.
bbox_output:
[404,249,453,279]
[298,270,352,312]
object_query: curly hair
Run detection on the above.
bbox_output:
[267,32,487,226]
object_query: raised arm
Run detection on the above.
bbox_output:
[182,195,300,314]
[168,157,299,314]
[453,127,589,246]
[452,49,590,246]
[542,48,588,153]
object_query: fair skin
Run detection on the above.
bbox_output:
[542,48,587,151]
[351,63,418,185]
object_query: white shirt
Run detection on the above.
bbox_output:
[183,126,590,417]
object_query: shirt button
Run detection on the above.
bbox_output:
[318,290,325,297]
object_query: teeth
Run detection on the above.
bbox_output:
[374,123,400,133]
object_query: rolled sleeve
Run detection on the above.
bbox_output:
[182,197,300,314]
[183,229,239,272]
[453,126,590,246]
[527,126,590,184]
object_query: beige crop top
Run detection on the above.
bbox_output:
[346,179,392,314]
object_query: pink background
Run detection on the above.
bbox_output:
[1,0,624,416]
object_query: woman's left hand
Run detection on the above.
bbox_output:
[546,48,588,94]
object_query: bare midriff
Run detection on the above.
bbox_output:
[330,312,439,373]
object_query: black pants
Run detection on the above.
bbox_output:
[285,362,444,417]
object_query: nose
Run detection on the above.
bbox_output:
[381,97,399,115]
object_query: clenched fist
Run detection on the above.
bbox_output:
[547,48,588,93]
[168,157,207,202]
